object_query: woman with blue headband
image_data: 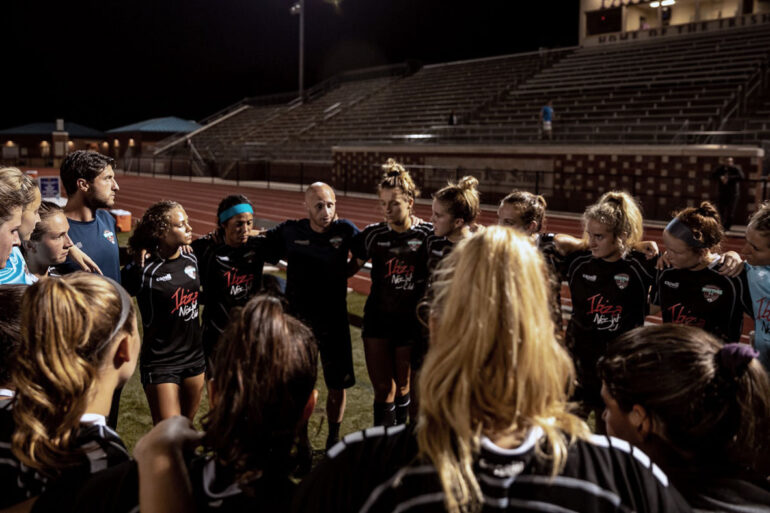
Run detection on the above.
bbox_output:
[655,201,752,343]
[191,194,270,359]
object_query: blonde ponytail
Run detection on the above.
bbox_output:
[11,274,135,477]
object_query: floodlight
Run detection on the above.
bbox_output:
[650,1,660,7]
[661,0,675,5]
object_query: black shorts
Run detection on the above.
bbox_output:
[141,362,206,386]
[361,309,420,347]
[301,310,356,390]
[566,332,607,410]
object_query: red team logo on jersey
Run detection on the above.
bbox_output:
[702,285,723,303]
[668,303,707,327]
[103,230,115,244]
[224,268,254,296]
[385,257,415,290]
[587,293,623,331]
[171,287,199,321]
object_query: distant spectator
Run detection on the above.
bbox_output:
[448,110,457,126]
[540,100,554,140]
[711,157,744,230]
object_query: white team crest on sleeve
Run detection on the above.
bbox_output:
[184,266,197,280]
[614,273,629,290]
[702,285,723,303]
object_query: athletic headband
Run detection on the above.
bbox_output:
[665,218,705,248]
[218,203,253,224]
[102,276,133,347]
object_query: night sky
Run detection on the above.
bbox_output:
[4,0,579,131]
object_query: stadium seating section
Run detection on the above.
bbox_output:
[160,23,770,162]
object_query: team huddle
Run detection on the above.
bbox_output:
[0,151,768,512]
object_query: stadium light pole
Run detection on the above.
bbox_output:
[290,0,305,103]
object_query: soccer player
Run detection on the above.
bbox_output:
[192,194,269,359]
[742,202,770,370]
[0,274,139,509]
[22,202,73,278]
[350,159,432,426]
[656,202,752,343]
[122,201,205,424]
[27,295,319,513]
[425,176,480,278]
[599,324,770,510]
[264,182,358,449]
[562,191,656,423]
[497,190,568,329]
[293,227,691,513]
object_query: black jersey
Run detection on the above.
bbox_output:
[655,260,753,343]
[425,235,454,276]
[189,456,296,512]
[0,403,129,509]
[564,250,656,347]
[122,254,204,371]
[29,454,296,513]
[351,222,433,317]
[264,218,359,320]
[192,236,268,342]
[292,424,692,513]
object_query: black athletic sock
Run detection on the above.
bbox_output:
[326,421,341,450]
[395,393,410,425]
[373,401,396,426]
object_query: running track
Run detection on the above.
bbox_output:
[29,170,754,341]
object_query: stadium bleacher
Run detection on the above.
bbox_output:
[157,22,770,163]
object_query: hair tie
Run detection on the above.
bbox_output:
[665,218,706,248]
[218,203,253,224]
[717,343,759,377]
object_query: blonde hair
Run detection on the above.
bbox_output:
[749,202,770,234]
[11,274,136,477]
[419,227,590,513]
[434,176,480,224]
[583,191,643,255]
[379,158,419,200]
[0,167,26,222]
[0,167,37,206]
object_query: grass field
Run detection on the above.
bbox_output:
[116,231,375,451]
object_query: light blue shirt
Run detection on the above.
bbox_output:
[745,262,770,370]
[0,246,37,285]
